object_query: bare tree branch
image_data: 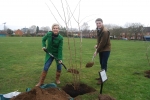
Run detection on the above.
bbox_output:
[65,0,82,24]
[61,0,67,25]
[49,0,65,23]
[45,3,60,25]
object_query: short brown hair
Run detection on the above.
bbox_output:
[52,23,60,29]
[95,18,103,23]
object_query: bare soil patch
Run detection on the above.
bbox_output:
[62,83,96,98]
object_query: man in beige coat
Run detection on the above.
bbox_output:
[93,18,111,84]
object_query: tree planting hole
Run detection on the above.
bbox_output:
[62,83,96,98]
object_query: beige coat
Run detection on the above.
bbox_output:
[96,26,111,53]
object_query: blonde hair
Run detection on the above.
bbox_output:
[52,23,60,29]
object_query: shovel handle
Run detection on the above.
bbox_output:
[44,49,67,70]
[92,49,97,61]
[44,49,54,57]
[61,63,67,70]
[92,56,95,61]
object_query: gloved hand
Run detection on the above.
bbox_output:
[42,47,46,50]
[94,45,97,49]
[59,60,62,64]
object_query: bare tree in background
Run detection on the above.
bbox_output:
[126,23,143,40]
[40,26,51,32]
[81,22,89,30]
[105,24,120,39]
[7,28,13,35]
[81,22,90,37]
[36,26,39,36]
[29,25,36,34]
[110,26,123,39]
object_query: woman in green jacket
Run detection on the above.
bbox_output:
[36,24,63,86]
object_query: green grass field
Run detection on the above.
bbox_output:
[0,37,150,100]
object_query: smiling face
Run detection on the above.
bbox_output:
[96,21,103,29]
[52,24,59,35]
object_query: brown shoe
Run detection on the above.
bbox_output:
[95,77,100,80]
[56,70,61,84]
[97,80,102,85]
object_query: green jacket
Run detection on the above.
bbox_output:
[42,31,63,63]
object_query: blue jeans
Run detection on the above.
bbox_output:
[43,56,62,72]
[99,51,110,71]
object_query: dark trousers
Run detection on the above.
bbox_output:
[43,56,61,72]
[99,51,110,71]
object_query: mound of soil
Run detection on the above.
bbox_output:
[62,83,96,98]
[11,86,72,100]
[98,94,116,100]
[144,70,150,78]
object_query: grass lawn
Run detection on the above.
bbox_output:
[0,37,150,100]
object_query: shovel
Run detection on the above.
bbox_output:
[85,55,95,68]
[44,49,79,74]
[86,49,97,68]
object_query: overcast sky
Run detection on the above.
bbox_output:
[0,0,150,30]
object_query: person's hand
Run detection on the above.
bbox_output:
[93,51,97,57]
[42,47,46,50]
[94,45,97,49]
[59,60,62,64]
